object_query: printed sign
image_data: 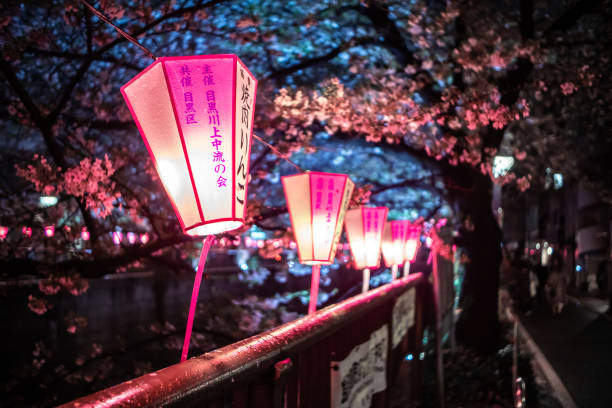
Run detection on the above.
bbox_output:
[330,324,389,408]
[392,287,416,348]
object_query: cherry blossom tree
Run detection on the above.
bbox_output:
[1,2,610,402]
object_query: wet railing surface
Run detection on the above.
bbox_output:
[61,273,429,408]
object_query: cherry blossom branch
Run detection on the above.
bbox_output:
[0,59,100,244]
[265,37,381,80]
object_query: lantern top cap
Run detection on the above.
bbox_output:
[120,54,256,94]
[281,171,351,180]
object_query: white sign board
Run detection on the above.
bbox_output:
[392,287,416,348]
[330,324,388,408]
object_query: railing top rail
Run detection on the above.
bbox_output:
[60,273,424,408]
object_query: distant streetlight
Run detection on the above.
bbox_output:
[492,155,515,178]
[39,196,58,207]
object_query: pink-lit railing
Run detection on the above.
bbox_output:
[60,274,430,408]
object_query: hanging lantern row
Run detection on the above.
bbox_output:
[87,48,429,361]
[0,225,150,245]
[0,223,365,252]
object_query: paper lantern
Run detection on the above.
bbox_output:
[382,220,411,268]
[344,207,388,292]
[112,231,123,245]
[403,224,421,277]
[121,55,257,236]
[282,172,354,265]
[81,227,90,241]
[382,220,411,280]
[44,226,55,238]
[140,233,150,244]
[282,172,354,314]
[22,227,32,237]
[345,207,388,269]
[0,226,8,241]
[405,225,421,262]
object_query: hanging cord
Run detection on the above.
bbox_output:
[253,134,306,173]
[81,0,313,175]
[78,0,157,60]
[81,0,309,173]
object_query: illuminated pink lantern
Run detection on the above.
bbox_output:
[81,227,90,241]
[122,55,257,362]
[127,232,137,244]
[44,225,55,238]
[282,172,354,313]
[403,224,422,277]
[22,227,32,237]
[121,55,257,236]
[381,220,411,280]
[112,231,123,245]
[344,207,388,292]
[139,233,150,244]
[0,226,8,241]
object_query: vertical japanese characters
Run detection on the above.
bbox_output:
[236,64,254,206]
[201,64,227,189]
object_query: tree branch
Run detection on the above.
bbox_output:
[266,37,380,80]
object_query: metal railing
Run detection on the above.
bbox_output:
[60,273,430,408]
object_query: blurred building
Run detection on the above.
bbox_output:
[502,177,611,295]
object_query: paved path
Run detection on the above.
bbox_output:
[521,299,612,408]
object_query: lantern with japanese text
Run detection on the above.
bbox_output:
[344,207,388,292]
[121,54,257,362]
[381,220,411,280]
[282,172,354,313]
[121,55,257,236]
[403,224,422,277]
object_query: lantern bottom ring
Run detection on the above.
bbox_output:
[301,260,333,266]
[185,219,244,236]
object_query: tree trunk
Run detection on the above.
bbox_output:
[449,166,503,353]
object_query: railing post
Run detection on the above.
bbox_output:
[273,358,294,408]
[432,244,445,408]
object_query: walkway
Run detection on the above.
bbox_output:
[521,298,612,408]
